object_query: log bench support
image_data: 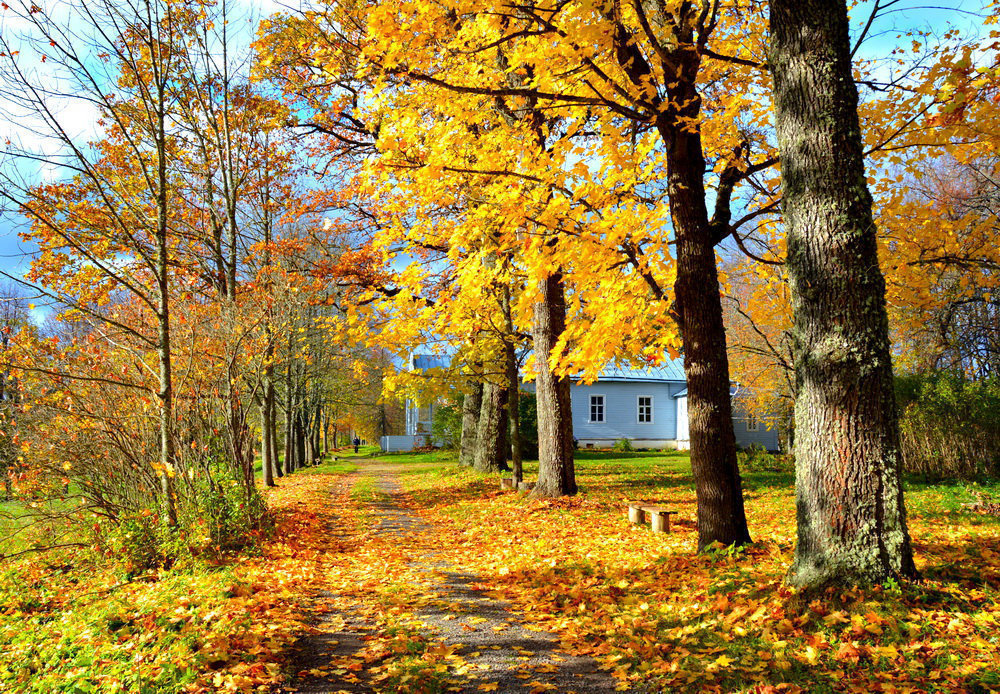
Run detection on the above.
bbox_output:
[628,504,677,533]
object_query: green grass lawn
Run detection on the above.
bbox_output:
[370,445,1000,528]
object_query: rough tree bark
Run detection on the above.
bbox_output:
[261,398,274,487]
[153,72,178,527]
[502,286,523,483]
[770,0,918,586]
[474,377,509,473]
[532,272,576,497]
[504,338,523,485]
[459,376,483,468]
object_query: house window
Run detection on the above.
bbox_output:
[746,413,759,432]
[638,396,653,423]
[589,395,605,422]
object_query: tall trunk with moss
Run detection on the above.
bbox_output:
[459,374,483,468]
[532,272,576,496]
[474,375,509,473]
[770,0,918,587]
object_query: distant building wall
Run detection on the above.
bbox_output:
[380,434,433,452]
[569,381,686,443]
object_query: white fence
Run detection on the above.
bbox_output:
[379,435,433,452]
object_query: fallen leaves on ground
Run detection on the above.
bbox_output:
[394,453,1000,693]
[0,469,341,692]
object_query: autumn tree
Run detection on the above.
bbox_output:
[0,286,28,500]
[0,0,307,531]
[769,0,918,586]
[0,0,214,524]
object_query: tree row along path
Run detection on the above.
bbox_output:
[280,459,628,694]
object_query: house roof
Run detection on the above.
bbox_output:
[407,353,688,384]
[674,385,743,398]
[583,357,686,384]
[409,354,451,371]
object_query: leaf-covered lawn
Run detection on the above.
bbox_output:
[386,450,1000,693]
[3,452,998,693]
[0,461,353,693]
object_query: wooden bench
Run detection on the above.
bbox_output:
[627,504,677,533]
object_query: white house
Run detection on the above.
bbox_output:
[381,355,780,452]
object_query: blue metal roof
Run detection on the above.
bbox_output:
[585,356,687,383]
[410,354,451,370]
[408,353,689,384]
[674,385,742,398]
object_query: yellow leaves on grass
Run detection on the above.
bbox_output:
[394,455,1000,693]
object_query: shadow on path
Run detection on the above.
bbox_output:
[281,461,633,694]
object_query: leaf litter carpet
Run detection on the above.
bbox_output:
[281,462,630,694]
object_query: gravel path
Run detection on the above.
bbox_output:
[281,460,629,694]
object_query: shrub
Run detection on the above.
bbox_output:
[613,438,635,453]
[896,372,1000,480]
[197,481,270,553]
[737,443,794,473]
[517,391,539,460]
[431,401,463,449]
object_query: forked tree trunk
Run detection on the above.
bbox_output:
[770,0,918,587]
[459,377,483,467]
[656,76,751,549]
[532,273,576,497]
[474,378,509,472]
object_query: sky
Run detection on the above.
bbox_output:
[0,0,990,313]
[0,0,286,315]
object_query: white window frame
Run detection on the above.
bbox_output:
[637,395,654,424]
[746,413,760,432]
[589,394,606,423]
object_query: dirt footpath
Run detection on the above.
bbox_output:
[281,461,630,694]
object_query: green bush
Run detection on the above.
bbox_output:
[613,438,635,452]
[517,391,539,460]
[198,481,270,553]
[107,477,270,574]
[896,372,1000,480]
[115,511,167,572]
[431,401,463,449]
[434,391,540,458]
[737,443,794,473]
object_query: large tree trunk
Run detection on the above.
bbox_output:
[284,337,295,473]
[265,363,281,479]
[323,410,330,454]
[295,411,307,469]
[459,377,483,467]
[474,378,509,472]
[505,339,523,484]
[655,68,751,549]
[770,0,917,587]
[532,273,576,497]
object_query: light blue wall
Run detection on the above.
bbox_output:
[569,381,686,441]
[731,397,782,452]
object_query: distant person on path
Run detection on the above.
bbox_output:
[353,436,360,454]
